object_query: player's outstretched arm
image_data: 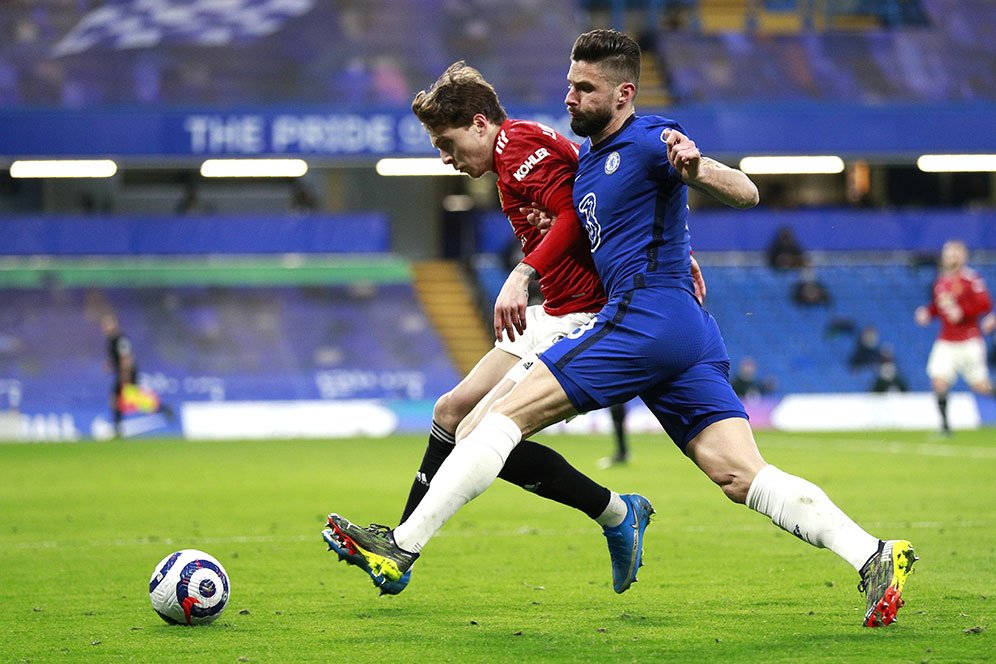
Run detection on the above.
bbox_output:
[665,129,758,209]
[981,312,996,335]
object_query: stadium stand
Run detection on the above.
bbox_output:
[661,0,996,103]
[0,1,993,440]
[471,207,996,395]
[0,211,461,440]
[474,257,996,395]
[4,0,986,109]
[0,280,460,435]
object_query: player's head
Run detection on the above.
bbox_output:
[566,29,640,138]
[940,239,968,271]
[412,61,507,178]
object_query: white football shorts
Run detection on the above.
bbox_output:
[926,337,990,385]
[495,305,596,383]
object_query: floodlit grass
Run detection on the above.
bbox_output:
[1,429,993,663]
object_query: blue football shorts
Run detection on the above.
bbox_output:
[539,284,747,450]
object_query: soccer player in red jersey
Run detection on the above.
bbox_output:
[915,239,996,435]
[327,33,917,629]
[324,61,703,595]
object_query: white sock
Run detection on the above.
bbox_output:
[595,492,628,528]
[393,413,521,553]
[746,465,879,571]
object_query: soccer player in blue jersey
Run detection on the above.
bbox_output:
[328,29,916,627]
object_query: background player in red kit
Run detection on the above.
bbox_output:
[324,61,704,595]
[915,239,996,435]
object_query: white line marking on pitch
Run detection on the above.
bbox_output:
[759,436,996,459]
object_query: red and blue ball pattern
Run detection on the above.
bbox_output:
[149,549,230,626]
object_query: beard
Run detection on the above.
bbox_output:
[570,106,613,138]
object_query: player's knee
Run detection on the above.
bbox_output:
[433,391,471,431]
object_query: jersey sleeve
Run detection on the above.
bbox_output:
[640,118,686,183]
[963,275,994,317]
[520,197,584,276]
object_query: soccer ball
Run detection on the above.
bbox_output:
[149,549,230,626]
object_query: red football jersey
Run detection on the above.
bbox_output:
[926,267,993,341]
[492,119,606,316]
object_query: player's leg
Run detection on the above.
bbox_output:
[686,416,915,626]
[110,382,125,438]
[926,340,955,434]
[391,362,578,556]
[398,347,519,521]
[326,363,576,582]
[969,379,995,396]
[931,377,953,434]
[402,348,619,524]
[961,337,995,399]
[328,309,632,590]
[327,295,656,588]
[404,299,656,591]
[598,402,629,467]
[325,349,519,592]
[685,415,879,566]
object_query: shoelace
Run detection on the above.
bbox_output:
[856,541,886,593]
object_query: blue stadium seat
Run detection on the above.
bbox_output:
[0,284,461,412]
[471,259,996,395]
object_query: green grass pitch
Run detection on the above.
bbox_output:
[1,429,993,663]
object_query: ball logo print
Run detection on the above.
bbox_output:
[149,549,230,626]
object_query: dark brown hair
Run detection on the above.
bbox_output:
[570,29,641,89]
[411,61,507,132]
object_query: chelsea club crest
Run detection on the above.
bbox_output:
[604,151,620,175]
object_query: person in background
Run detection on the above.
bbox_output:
[848,325,885,371]
[792,265,832,307]
[914,239,996,436]
[597,402,630,468]
[101,314,136,438]
[730,356,775,402]
[869,346,908,393]
[101,313,172,438]
[767,225,807,270]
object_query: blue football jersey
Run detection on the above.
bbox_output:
[574,114,692,297]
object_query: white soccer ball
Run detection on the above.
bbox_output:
[149,549,230,626]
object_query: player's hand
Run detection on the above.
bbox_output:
[494,271,531,342]
[982,312,996,335]
[690,255,706,304]
[664,128,701,181]
[914,306,931,326]
[521,204,554,235]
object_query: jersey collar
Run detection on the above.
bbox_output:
[590,113,637,151]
